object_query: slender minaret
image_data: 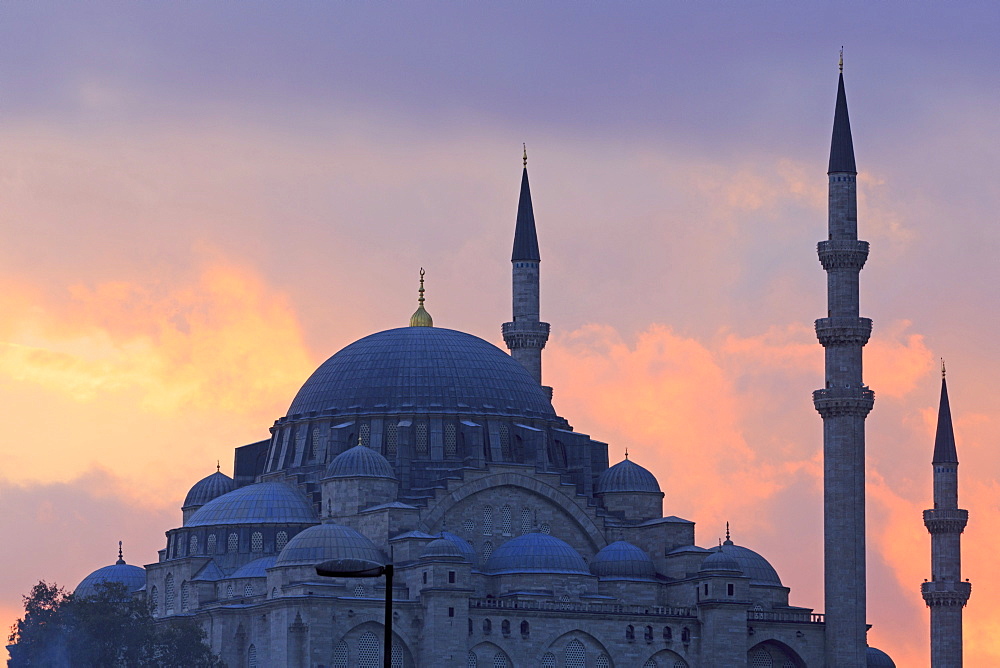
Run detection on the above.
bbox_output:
[503,146,551,394]
[922,362,971,666]
[812,54,874,667]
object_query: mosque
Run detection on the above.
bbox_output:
[73,67,971,667]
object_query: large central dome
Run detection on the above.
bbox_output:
[287,327,556,418]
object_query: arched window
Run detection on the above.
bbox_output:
[674,662,688,668]
[645,625,654,641]
[271,587,278,599]
[498,423,511,460]
[385,421,398,459]
[565,639,586,667]
[597,655,611,668]
[663,626,673,641]
[248,643,257,668]
[625,624,635,640]
[468,618,473,635]
[493,653,509,668]
[483,506,493,535]
[189,535,199,554]
[244,583,254,597]
[482,618,492,634]
[643,661,657,668]
[276,530,288,551]
[206,534,217,554]
[467,651,478,668]
[541,654,556,668]
[520,508,531,534]
[228,532,238,552]
[501,619,510,637]
[445,422,457,457]
[482,541,494,563]
[164,574,175,613]
[360,423,371,448]
[681,627,690,643]
[520,620,529,637]
[749,649,773,667]
[226,583,234,598]
[251,531,263,552]
[500,505,512,535]
[333,640,349,668]
[354,584,365,597]
[391,644,402,668]
[415,422,428,457]
[177,536,186,557]
[358,631,380,668]
[150,585,159,615]
[180,581,189,611]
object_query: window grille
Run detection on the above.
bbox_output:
[749,650,773,667]
[359,631,380,668]
[150,586,159,615]
[643,661,657,668]
[499,423,511,460]
[251,531,263,552]
[360,423,371,447]
[310,426,320,460]
[540,522,550,534]
[416,422,428,456]
[565,639,586,667]
[244,583,253,597]
[164,574,175,612]
[500,505,512,535]
[354,584,365,597]
[463,518,475,534]
[674,662,689,668]
[597,655,610,668]
[248,644,257,668]
[385,421,398,458]
[483,506,493,535]
[482,541,494,562]
[227,584,234,598]
[467,651,478,668]
[181,581,189,611]
[493,654,509,668]
[445,423,457,456]
[276,531,288,551]
[391,644,402,668]
[333,641,349,668]
[520,508,531,534]
[541,654,556,668]
[228,532,238,552]
[189,535,199,554]
[207,534,217,554]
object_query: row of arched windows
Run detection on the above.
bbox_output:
[477,504,541,538]
[475,619,530,638]
[626,625,690,643]
[173,530,288,558]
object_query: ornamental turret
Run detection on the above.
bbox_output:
[922,364,971,666]
[502,146,551,395]
[812,54,874,667]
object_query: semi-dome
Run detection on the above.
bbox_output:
[275,522,387,568]
[286,327,556,418]
[325,444,396,479]
[590,541,656,580]
[708,541,782,586]
[866,646,896,668]
[230,556,277,579]
[420,538,466,561]
[186,482,317,528]
[485,533,589,575]
[183,469,235,510]
[595,458,661,494]
[75,557,146,599]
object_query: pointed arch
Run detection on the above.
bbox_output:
[748,640,806,668]
[643,649,688,668]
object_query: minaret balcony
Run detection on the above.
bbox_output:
[923,508,969,534]
[502,321,551,350]
[814,317,872,347]
[921,580,972,607]
[812,386,875,418]
[817,239,869,271]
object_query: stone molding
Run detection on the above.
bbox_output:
[812,387,875,418]
[502,321,551,350]
[814,317,873,347]
[921,581,972,607]
[923,508,969,534]
[817,239,869,271]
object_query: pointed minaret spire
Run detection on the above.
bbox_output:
[503,147,551,396]
[814,58,873,666]
[923,366,971,665]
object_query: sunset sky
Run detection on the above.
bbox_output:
[2,3,999,665]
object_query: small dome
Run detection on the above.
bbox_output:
[699,550,742,574]
[186,482,317,527]
[325,445,396,480]
[420,538,465,561]
[230,556,277,579]
[183,470,235,510]
[595,459,661,494]
[485,533,589,575]
[438,531,477,567]
[276,522,387,568]
[590,541,656,580]
[75,561,146,599]
[708,542,782,586]
[866,646,896,668]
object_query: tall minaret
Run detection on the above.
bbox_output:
[922,363,972,666]
[812,54,874,667]
[503,146,551,394]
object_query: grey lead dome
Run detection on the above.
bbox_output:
[186,482,317,527]
[595,459,661,494]
[286,327,556,418]
[325,444,396,479]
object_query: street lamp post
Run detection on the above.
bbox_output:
[316,558,395,668]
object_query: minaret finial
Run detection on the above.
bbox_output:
[839,47,844,73]
[409,267,434,327]
[116,540,125,564]
[216,459,220,472]
[941,358,946,379]
[624,447,629,460]
[523,143,527,168]
[724,522,733,546]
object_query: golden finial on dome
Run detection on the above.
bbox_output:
[409,267,434,327]
[523,143,527,168]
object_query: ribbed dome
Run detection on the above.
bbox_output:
[438,531,477,567]
[276,523,387,567]
[420,538,465,561]
[183,470,235,510]
[590,541,656,580]
[485,533,589,575]
[75,562,146,599]
[595,459,661,494]
[325,444,396,479]
[286,327,556,418]
[866,646,896,668]
[186,482,317,528]
[708,542,782,586]
[699,550,742,574]
[230,556,277,579]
